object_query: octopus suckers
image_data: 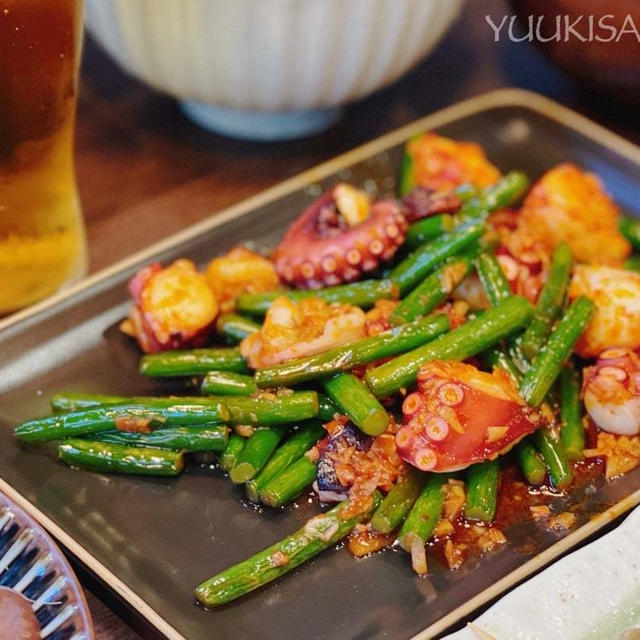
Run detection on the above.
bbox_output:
[300,262,316,279]
[370,239,385,256]
[321,256,338,273]
[346,249,362,265]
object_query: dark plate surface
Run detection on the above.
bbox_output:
[2,90,640,640]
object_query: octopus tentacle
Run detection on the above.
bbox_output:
[402,187,462,222]
[583,348,640,436]
[396,360,542,473]
[274,184,407,289]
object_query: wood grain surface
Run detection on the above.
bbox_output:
[71,1,640,637]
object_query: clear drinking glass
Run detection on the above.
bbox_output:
[0,0,87,314]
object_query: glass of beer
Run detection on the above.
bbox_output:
[0,0,87,314]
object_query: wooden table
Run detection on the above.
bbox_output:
[74,0,640,637]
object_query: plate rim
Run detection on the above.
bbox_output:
[4,87,640,640]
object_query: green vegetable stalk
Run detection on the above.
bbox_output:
[464,460,499,522]
[324,373,390,436]
[236,280,397,315]
[519,296,595,408]
[58,439,184,476]
[140,348,247,377]
[365,295,533,397]
[371,470,424,534]
[194,492,381,606]
[247,423,325,502]
[255,314,448,388]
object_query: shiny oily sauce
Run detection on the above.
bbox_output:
[428,458,607,570]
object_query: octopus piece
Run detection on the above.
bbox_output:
[568,265,640,358]
[450,209,548,307]
[490,208,549,304]
[239,296,366,369]
[273,183,407,289]
[364,299,399,336]
[405,132,501,193]
[452,274,490,311]
[314,418,405,510]
[396,360,542,473]
[583,348,640,436]
[315,422,372,496]
[495,245,546,304]
[401,187,463,222]
[127,259,218,353]
[204,246,279,313]
[519,163,630,266]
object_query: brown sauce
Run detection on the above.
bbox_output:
[429,458,606,569]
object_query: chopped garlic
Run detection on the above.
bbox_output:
[304,515,339,541]
[530,505,551,520]
[444,539,467,569]
[269,551,289,567]
[477,527,507,552]
[234,424,254,438]
[334,183,371,227]
[486,425,509,443]
[443,480,466,520]
[410,535,428,575]
[547,512,577,531]
[433,518,455,537]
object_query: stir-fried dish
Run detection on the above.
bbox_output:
[15,132,640,608]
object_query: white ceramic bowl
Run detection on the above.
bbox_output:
[85,0,464,140]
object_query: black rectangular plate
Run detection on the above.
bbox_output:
[2,90,640,640]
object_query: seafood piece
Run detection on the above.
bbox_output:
[568,265,640,358]
[404,132,501,193]
[240,296,366,369]
[396,361,542,472]
[314,418,405,506]
[402,187,463,222]
[274,184,407,289]
[495,245,545,304]
[519,163,630,266]
[204,246,279,313]
[489,209,549,304]
[364,299,399,336]
[127,259,218,353]
[316,422,372,495]
[435,300,469,330]
[452,274,490,310]
[583,348,640,436]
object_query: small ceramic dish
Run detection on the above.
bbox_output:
[0,490,93,640]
